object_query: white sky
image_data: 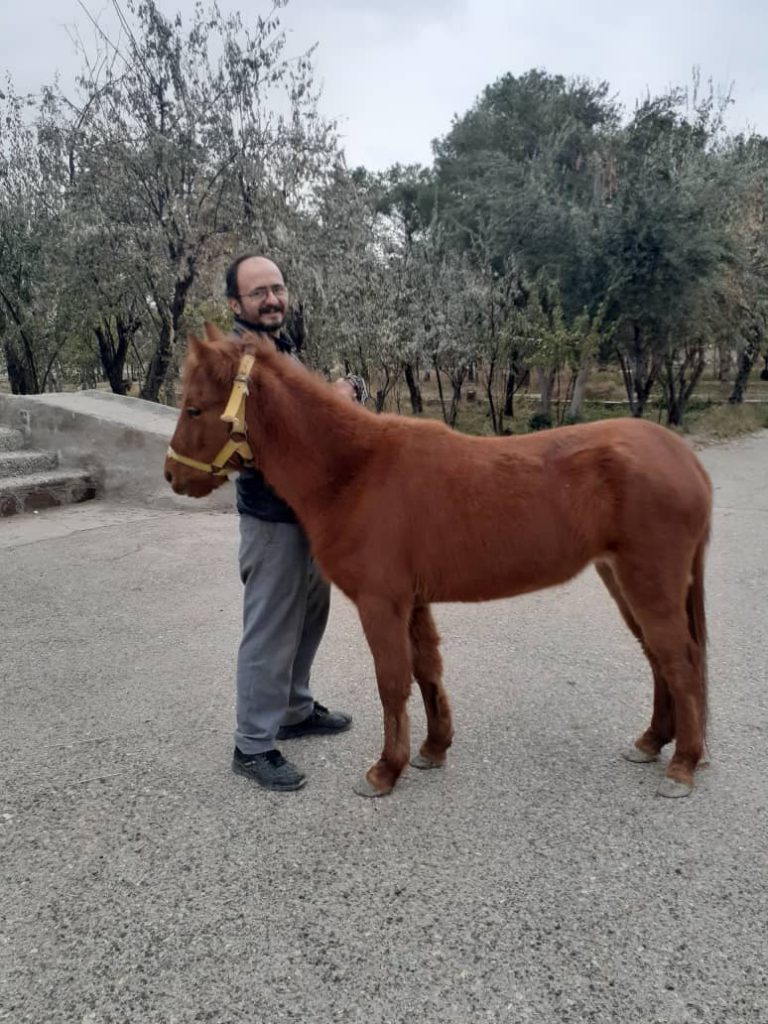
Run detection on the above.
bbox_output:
[3,0,767,169]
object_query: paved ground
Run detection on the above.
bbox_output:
[1,432,767,1024]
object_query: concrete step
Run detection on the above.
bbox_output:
[0,469,96,517]
[0,450,58,478]
[0,426,25,451]
[0,390,231,510]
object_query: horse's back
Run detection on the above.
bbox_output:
[597,418,711,524]
[566,419,712,577]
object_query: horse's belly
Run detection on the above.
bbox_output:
[423,548,588,603]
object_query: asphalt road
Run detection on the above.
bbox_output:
[1,431,767,1024]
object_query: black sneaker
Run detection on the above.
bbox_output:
[232,748,306,791]
[276,702,352,740]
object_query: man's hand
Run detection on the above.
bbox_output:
[333,378,357,402]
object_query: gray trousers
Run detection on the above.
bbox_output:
[235,515,331,755]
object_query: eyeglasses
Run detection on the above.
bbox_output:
[240,284,287,302]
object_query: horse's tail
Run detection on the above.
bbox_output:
[687,526,709,739]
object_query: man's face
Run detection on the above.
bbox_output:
[229,258,288,333]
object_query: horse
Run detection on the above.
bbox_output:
[165,324,713,800]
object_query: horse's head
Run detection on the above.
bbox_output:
[164,323,255,499]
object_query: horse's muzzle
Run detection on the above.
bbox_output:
[163,460,188,495]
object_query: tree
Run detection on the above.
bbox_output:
[722,135,768,404]
[372,164,437,413]
[61,0,338,401]
[433,69,618,320]
[600,87,735,419]
[0,86,72,393]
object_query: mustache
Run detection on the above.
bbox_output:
[247,320,283,333]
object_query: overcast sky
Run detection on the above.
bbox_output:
[3,0,767,169]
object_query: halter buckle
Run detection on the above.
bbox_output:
[167,354,255,478]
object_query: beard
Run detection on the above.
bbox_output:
[239,305,286,332]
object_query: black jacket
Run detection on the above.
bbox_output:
[232,318,298,523]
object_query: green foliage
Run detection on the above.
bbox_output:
[2,16,768,435]
[1,0,338,398]
[528,411,553,431]
[433,69,619,319]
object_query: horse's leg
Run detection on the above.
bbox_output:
[612,556,707,798]
[595,561,674,763]
[408,603,454,770]
[353,595,414,798]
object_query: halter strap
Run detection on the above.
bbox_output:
[220,357,254,431]
[167,353,256,477]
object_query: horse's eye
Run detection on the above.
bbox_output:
[186,407,202,418]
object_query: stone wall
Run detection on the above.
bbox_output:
[0,390,234,512]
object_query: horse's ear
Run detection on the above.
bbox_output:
[237,330,260,355]
[203,321,225,344]
[187,333,206,361]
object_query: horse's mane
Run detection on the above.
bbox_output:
[243,334,370,423]
[207,331,459,456]
[197,333,396,498]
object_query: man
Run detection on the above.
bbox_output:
[225,254,363,792]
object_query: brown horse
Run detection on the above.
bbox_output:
[165,325,712,800]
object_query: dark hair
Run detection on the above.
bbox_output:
[225,254,288,300]
[225,253,259,300]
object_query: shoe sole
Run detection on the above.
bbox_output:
[231,760,307,791]
[276,721,353,740]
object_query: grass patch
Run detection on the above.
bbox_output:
[415,392,768,444]
[685,402,768,443]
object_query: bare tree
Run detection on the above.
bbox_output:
[63,0,338,400]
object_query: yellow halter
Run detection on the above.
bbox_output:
[167,354,256,477]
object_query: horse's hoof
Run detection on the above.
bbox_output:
[622,744,658,764]
[352,775,392,798]
[657,776,693,799]
[410,753,445,770]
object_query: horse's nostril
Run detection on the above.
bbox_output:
[164,470,172,483]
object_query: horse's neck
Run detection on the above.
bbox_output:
[249,362,368,516]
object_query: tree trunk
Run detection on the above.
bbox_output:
[2,338,37,394]
[374,364,398,413]
[568,360,591,421]
[631,345,648,417]
[729,342,758,404]
[663,358,685,427]
[502,354,529,419]
[0,289,41,392]
[503,366,516,418]
[716,344,732,382]
[141,318,174,402]
[403,361,423,414]
[434,360,448,423]
[95,317,135,396]
[484,355,500,434]
[616,324,660,418]
[535,365,555,419]
[663,344,706,427]
[447,371,466,428]
[140,260,196,402]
